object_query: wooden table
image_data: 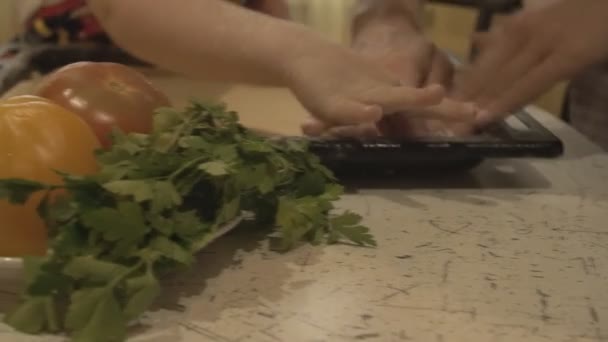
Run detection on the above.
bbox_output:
[1,73,607,342]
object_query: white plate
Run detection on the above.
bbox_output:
[0,257,22,270]
[0,216,244,287]
[0,257,25,293]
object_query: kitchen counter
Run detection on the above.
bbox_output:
[1,73,607,342]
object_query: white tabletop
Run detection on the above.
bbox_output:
[1,80,607,342]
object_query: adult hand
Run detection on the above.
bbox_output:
[455,0,608,126]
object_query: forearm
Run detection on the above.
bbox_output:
[88,0,319,85]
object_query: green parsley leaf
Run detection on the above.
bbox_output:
[150,181,182,213]
[216,195,240,224]
[81,202,148,242]
[37,193,76,237]
[274,196,324,250]
[173,210,209,238]
[152,107,182,132]
[0,179,48,204]
[63,256,129,284]
[199,161,229,176]
[50,222,89,256]
[103,180,154,202]
[320,184,345,201]
[95,150,134,167]
[240,139,274,153]
[66,288,126,342]
[331,212,376,247]
[330,211,361,227]
[178,136,210,150]
[212,144,239,162]
[148,210,208,238]
[295,171,327,197]
[124,267,161,320]
[22,257,45,287]
[173,169,204,195]
[236,163,274,194]
[149,236,193,265]
[3,297,57,334]
[26,261,72,297]
[148,214,174,235]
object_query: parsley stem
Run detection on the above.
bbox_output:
[44,297,59,332]
[167,155,209,182]
[107,260,146,289]
[158,112,196,154]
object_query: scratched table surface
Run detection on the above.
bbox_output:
[1,72,607,342]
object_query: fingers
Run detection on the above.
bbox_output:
[301,118,327,137]
[380,117,446,138]
[474,41,550,108]
[362,83,445,114]
[476,55,568,125]
[325,124,381,139]
[454,27,527,101]
[378,54,425,87]
[303,97,476,137]
[423,48,454,88]
[471,32,491,52]
[419,99,477,122]
[320,98,383,126]
[419,50,477,123]
[301,118,380,138]
[303,70,475,137]
[304,83,449,135]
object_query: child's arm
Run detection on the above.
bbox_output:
[87,0,305,85]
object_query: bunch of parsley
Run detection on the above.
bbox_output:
[0,101,375,342]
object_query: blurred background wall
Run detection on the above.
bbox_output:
[0,0,565,114]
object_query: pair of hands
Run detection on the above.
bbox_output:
[284,0,608,138]
[301,15,476,138]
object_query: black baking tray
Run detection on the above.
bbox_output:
[0,44,564,175]
[301,110,563,176]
